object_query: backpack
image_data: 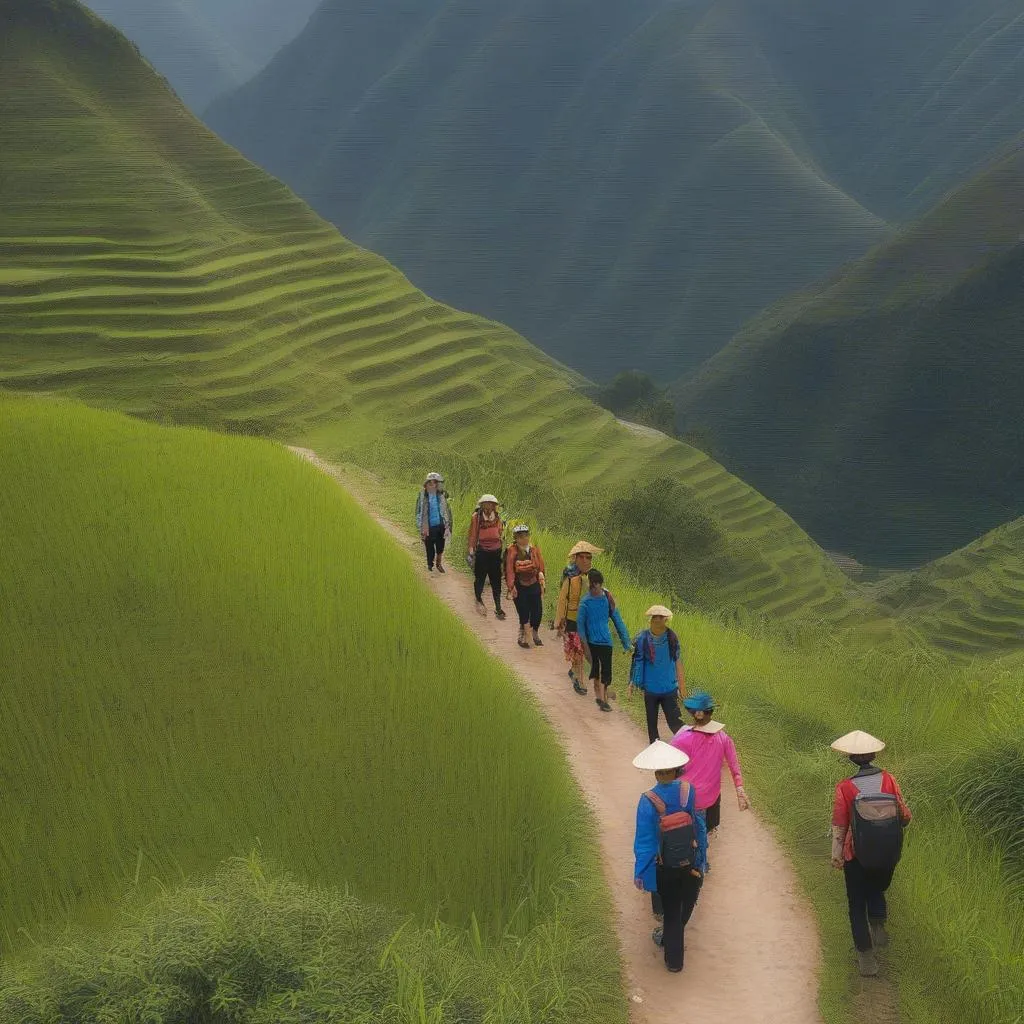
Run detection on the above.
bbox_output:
[630,628,679,686]
[643,782,698,870]
[850,774,904,870]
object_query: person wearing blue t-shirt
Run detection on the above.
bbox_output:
[629,604,686,742]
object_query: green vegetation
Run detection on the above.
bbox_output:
[678,150,1024,566]
[594,371,679,439]
[0,0,863,633]
[0,395,625,1022]
[205,0,891,381]
[351,463,1024,1024]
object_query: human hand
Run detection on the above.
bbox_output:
[555,619,564,636]
[831,857,844,871]
[633,877,644,891]
[627,683,635,698]
[509,586,517,600]
[737,788,750,812]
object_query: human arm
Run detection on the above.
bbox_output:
[555,577,569,631]
[831,782,850,868]
[628,634,643,696]
[611,605,631,650]
[505,548,517,595]
[536,547,546,593]
[467,512,479,553]
[889,775,912,826]
[675,651,686,695]
[724,735,749,810]
[577,599,592,661]
[415,492,427,536]
[633,795,659,892]
[690,785,709,875]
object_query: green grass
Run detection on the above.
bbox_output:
[346,462,1024,1024]
[0,0,867,636]
[0,394,626,1023]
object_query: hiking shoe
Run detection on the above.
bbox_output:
[573,681,588,695]
[856,950,879,977]
[869,920,890,949]
[599,700,612,712]
[475,601,487,617]
[667,965,683,974]
[533,634,543,646]
[495,607,506,620]
[652,927,664,947]
[437,564,446,574]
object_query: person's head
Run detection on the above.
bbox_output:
[683,690,715,725]
[587,568,604,595]
[568,540,602,571]
[830,731,885,768]
[645,604,673,635]
[631,739,689,780]
[424,472,443,494]
[513,524,531,548]
[478,494,499,516]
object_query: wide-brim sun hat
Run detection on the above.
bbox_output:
[683,690,715,712]
[424,472,444,484]
[645,604,673,619]
[831,731,886,756]
[478,494,499,505]
[632,740,690,771]
[568,541,604,557]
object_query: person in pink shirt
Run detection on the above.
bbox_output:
[669,691,749,862]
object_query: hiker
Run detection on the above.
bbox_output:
[632,740,708,974]
[629,605,686,743]
[555,541,602,695]
[467,494,506,619]
[670,691,749,862]
[505,524,546,649]
[415,472,452,573]
[830,730,912,978]
[576,568,631,712]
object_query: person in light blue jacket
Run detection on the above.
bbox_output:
[414,472,452,572]
[632,740,708,973]
[576,569,631,713]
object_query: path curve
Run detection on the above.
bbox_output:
[292,447,823,1024]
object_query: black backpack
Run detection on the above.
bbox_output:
[643,782,698,870]
[850,775,904,870]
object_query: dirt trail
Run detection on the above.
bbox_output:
[292,447,823,1024]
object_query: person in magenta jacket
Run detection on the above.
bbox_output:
[669,691,748,861]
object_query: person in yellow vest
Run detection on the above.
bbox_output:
[555,541,603,695]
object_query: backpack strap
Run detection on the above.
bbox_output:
[606,588,616,615]
[643,790,667,816]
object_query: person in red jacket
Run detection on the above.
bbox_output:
[467,494,506,620]
[830,730,912,977]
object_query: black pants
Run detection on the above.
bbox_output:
[588,644,613,684]
[643,690,684,742]
[474,549,503,607]
[653,867,702,971]
[423,524,446,567]
[513,581,543,629]
[704,795,721,832]
[843,857,895,952]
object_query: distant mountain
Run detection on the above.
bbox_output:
[205,0,892,381]
[206,0,1024,382]
[676,147,1024,566]
[83,0,319,110]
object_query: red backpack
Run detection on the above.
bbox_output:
[643,781,699,869]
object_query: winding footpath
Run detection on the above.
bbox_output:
[292,447,823,1024]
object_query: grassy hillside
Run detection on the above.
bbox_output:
[0,394,625,1021]
[677,148,1024,566]
[0,0,864,630]
[205,0,891,381]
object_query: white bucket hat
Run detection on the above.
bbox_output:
[424,472,444,484]
[478,494,499,505]
[568,540,603,557]
[645,604,673,620]
[632,740,690,771]
[831,731,886,756]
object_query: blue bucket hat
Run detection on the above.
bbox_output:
[683,690,715,712]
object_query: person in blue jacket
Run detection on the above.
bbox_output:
[576,569,631,713]
[629,604,686,742]
[632,739,708,974]
[414,472,452,572]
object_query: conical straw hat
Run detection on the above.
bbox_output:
[568,541,603,557]
[632,740,690,771]
[644,604,673,619]
[831,731,885,755]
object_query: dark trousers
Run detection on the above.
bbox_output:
[643,689,684,742]
[653,867,702,971]
[513,581,543,629]
[423,524,446,567]
[843,857,895,951]
[588,644,613,684]
[473,549,503,607]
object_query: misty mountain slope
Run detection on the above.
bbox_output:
[676,147,1024,566]
[206,0,892,380]
[83,0,320,110]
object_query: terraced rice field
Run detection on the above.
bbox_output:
[0,0,860,627]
